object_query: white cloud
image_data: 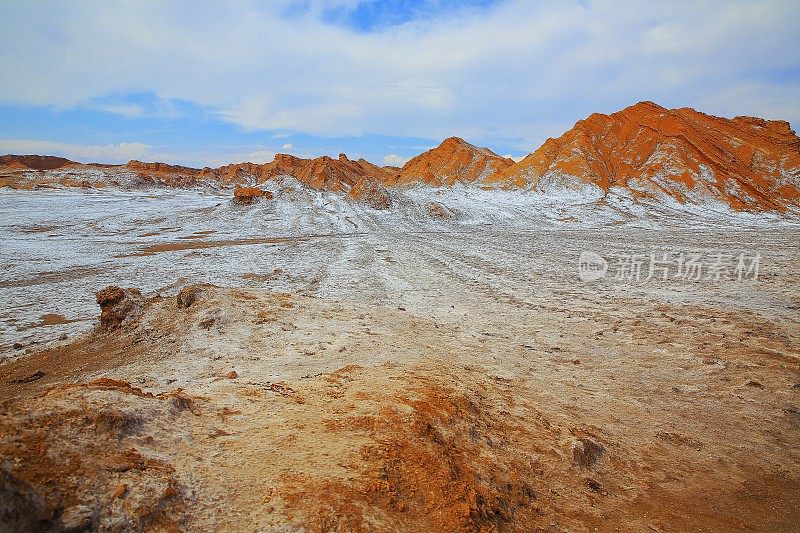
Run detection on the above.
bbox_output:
[0,1,798,151]
[281,143,293,150]
[696,83,800,125]
[244,150,278,164]
[0,139,338,167]
[0,139,151,162]
[132,147,281,168]
[382,153,409,166]
[92,103,145,118]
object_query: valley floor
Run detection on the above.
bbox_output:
[1,187,799,531]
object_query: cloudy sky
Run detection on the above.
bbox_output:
[0,0,798,167]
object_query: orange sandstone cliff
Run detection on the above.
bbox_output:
[490,102,800,210]
[200,153,397,193]
[395,137,514,186]
[2,102,799,211]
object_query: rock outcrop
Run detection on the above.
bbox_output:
[491,102,800,210]
[426,201,456,219]
[396,137,514,186]
[176,284,212,308]
[571,437,606,469]
[0,153,399,202]
[349,179,392,209]
[95,286,144,331]
[2,102,799,211]
[204,153,398,196]
[233,187,273,205]
[0,160,33,172]
[0,379,193,531]
[124,160,201,187]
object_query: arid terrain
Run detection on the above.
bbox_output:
[1,184,799,532]
[1,102,800,532]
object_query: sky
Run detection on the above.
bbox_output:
[0,0,798,168]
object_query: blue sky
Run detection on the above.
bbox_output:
[0,0,798,167]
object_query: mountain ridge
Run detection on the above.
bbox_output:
[490,101,800,210]
[392,136,514,186]
[2,102,799,211]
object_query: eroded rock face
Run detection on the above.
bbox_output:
[491,101,800,210]
[232,187,273,205]
[95,286,144,331]
[124,160,202,187]
[176,284,216,308]
[0,154,76,170]
[4,102,799,212]
[60,504,94,532]
[125,160,198,176]
[349,179,392,209]
[177,286,202,309]
[397,137,514,186]
[204,153,399,195]
[0,468,52,532]
[427,201,454,219]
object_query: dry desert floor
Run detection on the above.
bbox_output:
[1,187,799,532]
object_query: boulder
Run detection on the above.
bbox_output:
[95,286,144,331]
[176,285,203,308]
[60,504,94,532]
[0,468,53,531]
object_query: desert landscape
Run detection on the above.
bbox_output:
[1,100,799,532]
[2,1,800,531]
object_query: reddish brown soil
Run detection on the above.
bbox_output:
[119,236,309,256]
[0,379,194,531]
[16,313,80,331]
[1,285,797,531]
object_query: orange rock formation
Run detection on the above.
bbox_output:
[203,153,396,192]
[396,137,514,186]
[491,102,800,210]
[198,153,398,203]
[2,102,798,211]
[124,160,201,187]
[232,187,273,205]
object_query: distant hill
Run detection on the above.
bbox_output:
[3,102,799,211]
[0,154,77,170]
[489,102,800,211]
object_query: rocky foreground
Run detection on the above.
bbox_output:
[2,242,799,531]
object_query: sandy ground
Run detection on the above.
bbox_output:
[1,187,799,531]
[0,186,795,353]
